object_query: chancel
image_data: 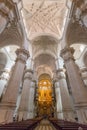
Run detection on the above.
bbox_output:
[0,0,87,130]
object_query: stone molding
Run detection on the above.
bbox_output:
[75,102,87,108]
[56,69,63,73]
[53,78,58,83]
[80,67,87,80]
[82,77,87,80]
[80,67,87,73]
[0,102,16,109]
[24,69,33,74]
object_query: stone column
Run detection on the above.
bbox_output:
[0,69,10,98]
[18,69,33,120]
[55,81,62,118]
[13,83,23,121]
[0,48,29,123]
[55,69,74,121]
[28,81,36,119]
[61,47,87,123]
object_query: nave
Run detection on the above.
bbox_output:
[1,0,87,126]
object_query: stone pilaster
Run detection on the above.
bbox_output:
[0,69,10,97]
[61,47,87,123]
[18,69,33,120]
[55,69,74,121]
[55,81,62,118]
[80,67,87,87]
[28,81,36,119]
[0,48,29,123]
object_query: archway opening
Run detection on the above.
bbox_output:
[36,74,55,118]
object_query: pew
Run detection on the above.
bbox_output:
[0,118,42,130]
[49,118,87,130]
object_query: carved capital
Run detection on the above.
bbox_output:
[56,69,66,80]
[53,77,58,83]
[61,47,74,62]
[24,69,33,75]
[56,69,63,73]
[24,69,33,80]
[16,48,29,63]
[32,80,37,84]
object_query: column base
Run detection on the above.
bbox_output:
[75,104,87,124]
[57,110,75,122]
[19,110,29,121]
[0,102,16,123]
[0,108,15,123]
[19,111,34,120]
[27,112,34,119]
[57,112,63,119]
[63,110,75,122]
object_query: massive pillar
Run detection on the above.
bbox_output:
[61,47,87,123]
[19,69,33,120]
[55,68,74,121]
[0,48,29,123]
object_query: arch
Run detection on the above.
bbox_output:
[33,50,57,60]
[32,35,59,59]
[34,53,56,71]
[66,21,87,46]
[38,73,51,81]
[36,65,53,79]
[0,45,20,71]
[30,33,59,42]
[0,23,23,48]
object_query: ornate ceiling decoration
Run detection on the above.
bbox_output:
[0,0,23,47]
[21,0,68,40]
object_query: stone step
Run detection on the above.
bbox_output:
[34,119,56,130]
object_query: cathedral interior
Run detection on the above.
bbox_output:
[0,0,87,129]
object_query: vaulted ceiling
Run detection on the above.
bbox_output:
[21,0,69,76]
[21,0,68,40]
[0,0,87,77]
